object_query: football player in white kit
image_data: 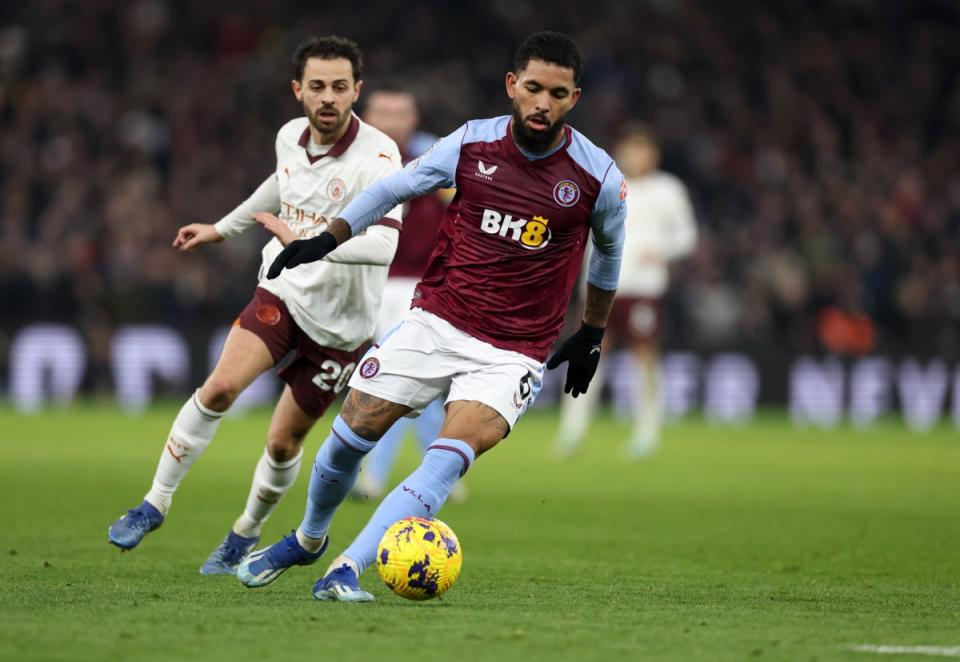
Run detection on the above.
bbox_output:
[108,36,405,574]
[555,122,697,458]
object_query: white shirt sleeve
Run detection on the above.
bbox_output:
[323,224,398,266]
[213,175,281,239]
[663,179,697,261]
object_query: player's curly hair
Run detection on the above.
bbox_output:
[293,36,363,83]
[514,32,583,84]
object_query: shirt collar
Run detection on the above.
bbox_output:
[298,114,360,163]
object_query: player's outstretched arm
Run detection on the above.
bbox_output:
[546,284,616,397]
[265,167,432,277]
[172,223,224,252]
[266,218,351,278]
[265,220,399,269]
[323,225,398,266]
[265,170,421,277]
[253,212,297,246]
[211,174,282,241]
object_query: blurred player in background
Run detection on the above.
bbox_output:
[351,85,467,503]
[555,123,696,458]
[107,36,405,575]
[237,31,626,601]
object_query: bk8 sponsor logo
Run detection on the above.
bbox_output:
[480,208,551,250]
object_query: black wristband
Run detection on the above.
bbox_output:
[578,322,605,343]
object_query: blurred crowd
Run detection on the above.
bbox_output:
[1,0,958,374]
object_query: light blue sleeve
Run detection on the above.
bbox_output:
[586,163,626,290]
[339,124,467,236]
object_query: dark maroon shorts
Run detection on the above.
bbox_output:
[607,296,663,344]
[236,287,367,418]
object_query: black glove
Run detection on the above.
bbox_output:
[267,232,339,279]
[546,322,605,398]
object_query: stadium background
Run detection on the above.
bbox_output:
[1,0,959,421]
[2,3,959,661]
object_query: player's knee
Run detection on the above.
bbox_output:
[198,377,241,412]
[340,392,390,441]
[439,404,508,457]
[266,434,303,463]
[341,417,386,441]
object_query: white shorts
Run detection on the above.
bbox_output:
[348,308,544,430]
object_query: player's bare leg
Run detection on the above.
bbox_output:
[237,390,410,589]
[338,389,412,440]
[436,400,508,456]
[628,340,662,458]
[313,399,505,602]
[201,386,318,575]
[109,327,274,551]
[197,327,276,412]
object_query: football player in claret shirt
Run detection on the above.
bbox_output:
[237,32,627,601]
[107,36,406,575]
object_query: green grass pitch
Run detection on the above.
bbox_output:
[1,405,958,661]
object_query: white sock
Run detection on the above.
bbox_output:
[555,362,603,454]
[232,448,303,538]
[295,528,327,553]
[630,358,662,454]
[144,391,223,514]
[325,554,360,577]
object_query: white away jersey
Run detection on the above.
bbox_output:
[617,171,697,297]
[232,115,402,350]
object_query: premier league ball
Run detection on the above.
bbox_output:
[376,517,462,600]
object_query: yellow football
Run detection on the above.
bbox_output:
[376,516,462,600]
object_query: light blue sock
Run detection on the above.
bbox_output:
[342,438,475,574]
[300,416,376,539]
[366,419,411,486]
[413,400,445,452]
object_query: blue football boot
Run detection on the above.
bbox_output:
[237,530,328,588]
[108,500,165,550]
[313,563,374,602]
[199,530,260,576]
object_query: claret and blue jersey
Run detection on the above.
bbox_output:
[339,115,626,361]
